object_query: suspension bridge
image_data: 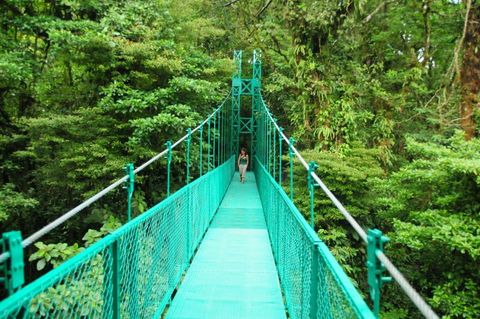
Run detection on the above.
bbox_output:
[0,51,438,319]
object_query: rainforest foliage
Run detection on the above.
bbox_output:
[0,0,479,318]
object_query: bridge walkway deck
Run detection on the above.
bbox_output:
[166,172,286,319]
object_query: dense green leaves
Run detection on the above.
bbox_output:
[0,0,230,288]
[287,146,385,286]
[371,133,480,318]
[1,0,479,317]
[286,134,480,318]
[0,183,38,223]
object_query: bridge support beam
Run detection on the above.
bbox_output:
[231,50,262,163]
[231,50,242,158]
[251,50,261,160]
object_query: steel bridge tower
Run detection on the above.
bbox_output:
[230,50,262,163]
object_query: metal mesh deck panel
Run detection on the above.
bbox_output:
[254,158,374,319]
[0,157,235,319]
[166,172,286,319]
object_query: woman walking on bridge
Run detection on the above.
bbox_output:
[238,147,249,183]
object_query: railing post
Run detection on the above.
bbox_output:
[266,117,271,174]
[218,111,221,165]
[219,110,223,164]
[186,191,191,266]
[263,111,270,166]
[288,137,296,201]
[207,118,211,172]
[0,231,24,296]
[261,111,265,165]
[307,161,319,229]
[123,163,134,222]
[185,128,191,184]
[367,229,392,318]
[222,108,226,162]
[111,240,120,319]
[213,112,217,169]
[273,119,277,180]
[257,112,262,164]
[224,107,228,160]
[278,127,283,186]
[207,118,212,172]
[218,111,222,166]
[199,126,203,176]
[165,141,172,197]
[309,242,320,319]
[272,128,282,265]
[269,116,273,172]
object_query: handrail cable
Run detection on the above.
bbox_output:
[0,92,231,264]
[259,96,439,319]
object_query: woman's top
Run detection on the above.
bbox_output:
[239,155,248,165]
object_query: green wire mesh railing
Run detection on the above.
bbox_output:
[254,86,438,318]
[0,157,234,318]
[255,158,374,319]
[0,87,234,312]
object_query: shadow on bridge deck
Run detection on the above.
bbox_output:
[166,172,287,319]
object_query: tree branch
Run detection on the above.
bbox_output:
[363,0,394,23]
[256,0,273,18]
[224,0,242,7]
[269,34,290,64]
[437,0,472,88]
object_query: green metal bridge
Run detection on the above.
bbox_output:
[0,51,438,319]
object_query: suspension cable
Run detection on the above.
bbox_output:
[377,251,439,319]
[259,96,439,319]
[0,92,231,264]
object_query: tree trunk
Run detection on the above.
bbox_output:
[460,1,480,140]
[422,0,432,76]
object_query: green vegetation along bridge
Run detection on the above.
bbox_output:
[0,51,438,319]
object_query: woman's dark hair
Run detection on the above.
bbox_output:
[241,147,247,154]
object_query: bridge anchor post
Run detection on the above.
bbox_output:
[367,228,392,317]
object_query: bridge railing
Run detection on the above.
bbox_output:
[255,93,439,319]
[0,157,235,318]
[0,90,235,317]
[255,158,374,319]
